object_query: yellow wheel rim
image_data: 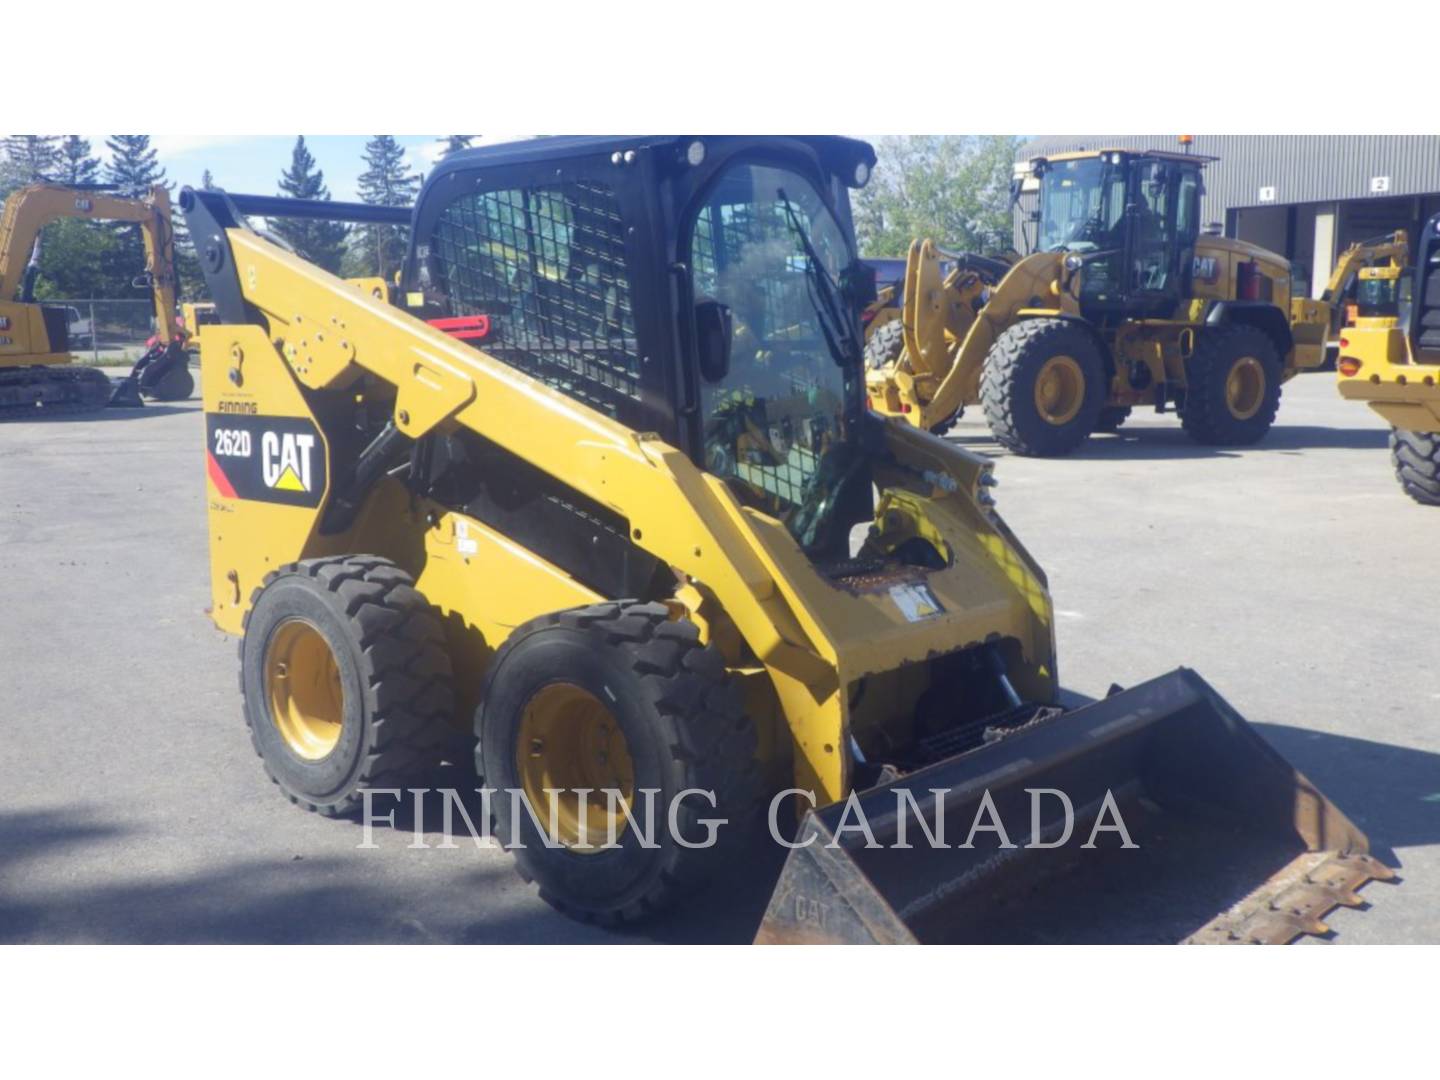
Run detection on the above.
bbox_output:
[265,619,344,760]
[516,683,635,853]
[1033,355,1086,425]
[1225,356,1265,420]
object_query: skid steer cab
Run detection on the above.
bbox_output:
[865,146,1334,456]
[184,135,1391,942]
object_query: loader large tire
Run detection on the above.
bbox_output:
[240,556,456,817]
[864,318,905,370]
[477,601,762,926]
[1391,428,1440,506]
[980,318,1106,456]
[1179,325,1282,446]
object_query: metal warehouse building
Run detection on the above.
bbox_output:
[1018,135,1440,300]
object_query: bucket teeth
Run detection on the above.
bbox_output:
[1186,850,1397,945]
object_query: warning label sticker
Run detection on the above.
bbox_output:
[889,582,944,622]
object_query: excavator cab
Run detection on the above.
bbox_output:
[1026,149,1207,318]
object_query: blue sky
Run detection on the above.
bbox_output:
[91,135,522,200]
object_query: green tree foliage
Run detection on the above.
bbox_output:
[28,219,122,300]
[4,135,62,177]
[854,135,1021,257]
[270,137,348,274]
[443,135,475,156]
[58,136,101,185]
[201,168,215,190]
[353,135,421,278]
[104,135,167,196]
[1,135,62,194]
[102,136,172,294]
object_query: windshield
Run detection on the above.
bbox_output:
[1356,274,1400,318]
[1039,157,1126,253]
[688,162,863,553]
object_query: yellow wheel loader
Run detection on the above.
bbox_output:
[865,147,1342,456]
[183,136,1392,942]
[0,182,192,418]
[1338,213,1440,504]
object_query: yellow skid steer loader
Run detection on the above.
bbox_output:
[183,136,1392,943]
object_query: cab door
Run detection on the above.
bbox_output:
[1123,159,1191,316]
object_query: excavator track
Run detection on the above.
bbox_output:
[0,365,113,420]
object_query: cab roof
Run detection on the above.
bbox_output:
[429,135,876,184]
[1033,147,1218,166]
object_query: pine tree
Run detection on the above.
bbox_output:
[103,136,172,302]
[355,135,421,278]
[2,135,62,187]
[104,135,167,197]
[58,136,101,185]
[270,137,348,274]
[442,135,475,156]
[201,169,215,190]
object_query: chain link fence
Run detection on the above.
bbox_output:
[49,299,167,366]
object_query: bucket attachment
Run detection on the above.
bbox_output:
[108,373,144,408]
[756,669,1395,944]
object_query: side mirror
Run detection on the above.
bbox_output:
[695,299,733,384]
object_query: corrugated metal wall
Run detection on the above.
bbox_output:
[1017,135,1440,223]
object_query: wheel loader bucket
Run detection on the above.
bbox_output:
[756,669,1395,944]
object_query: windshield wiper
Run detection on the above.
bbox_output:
[777,188,859,369]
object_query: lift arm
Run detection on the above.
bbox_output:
[0,183,180,344]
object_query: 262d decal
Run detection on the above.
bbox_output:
[204,413,327,507]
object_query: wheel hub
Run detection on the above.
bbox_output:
[265,619,344,760]
[1225,356,1265,420]
[516,682,636,852]
[1033,355,1085,425]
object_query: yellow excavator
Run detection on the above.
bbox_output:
[1338,214,1439,504]
[0,182,192,417]
[182,136,1392,943]
[1319,230,1410,330]
[865,145,1343,455]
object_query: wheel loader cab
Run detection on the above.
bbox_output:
[1032,150,1205,319]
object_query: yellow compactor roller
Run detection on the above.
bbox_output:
[183,136,1392,942]
[1338,213,1440,504]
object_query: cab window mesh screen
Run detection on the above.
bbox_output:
[430,181,640,418]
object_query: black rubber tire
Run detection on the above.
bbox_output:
[477,601,762,926]
[864,319,961,434]
[240,555,456,817]
[1179,325,1282,446]
[980,318,1106,456]
[1391,428,1440,506]
[143,362,194,402]
[864,318,905,371]
[1094,405,1131,434]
